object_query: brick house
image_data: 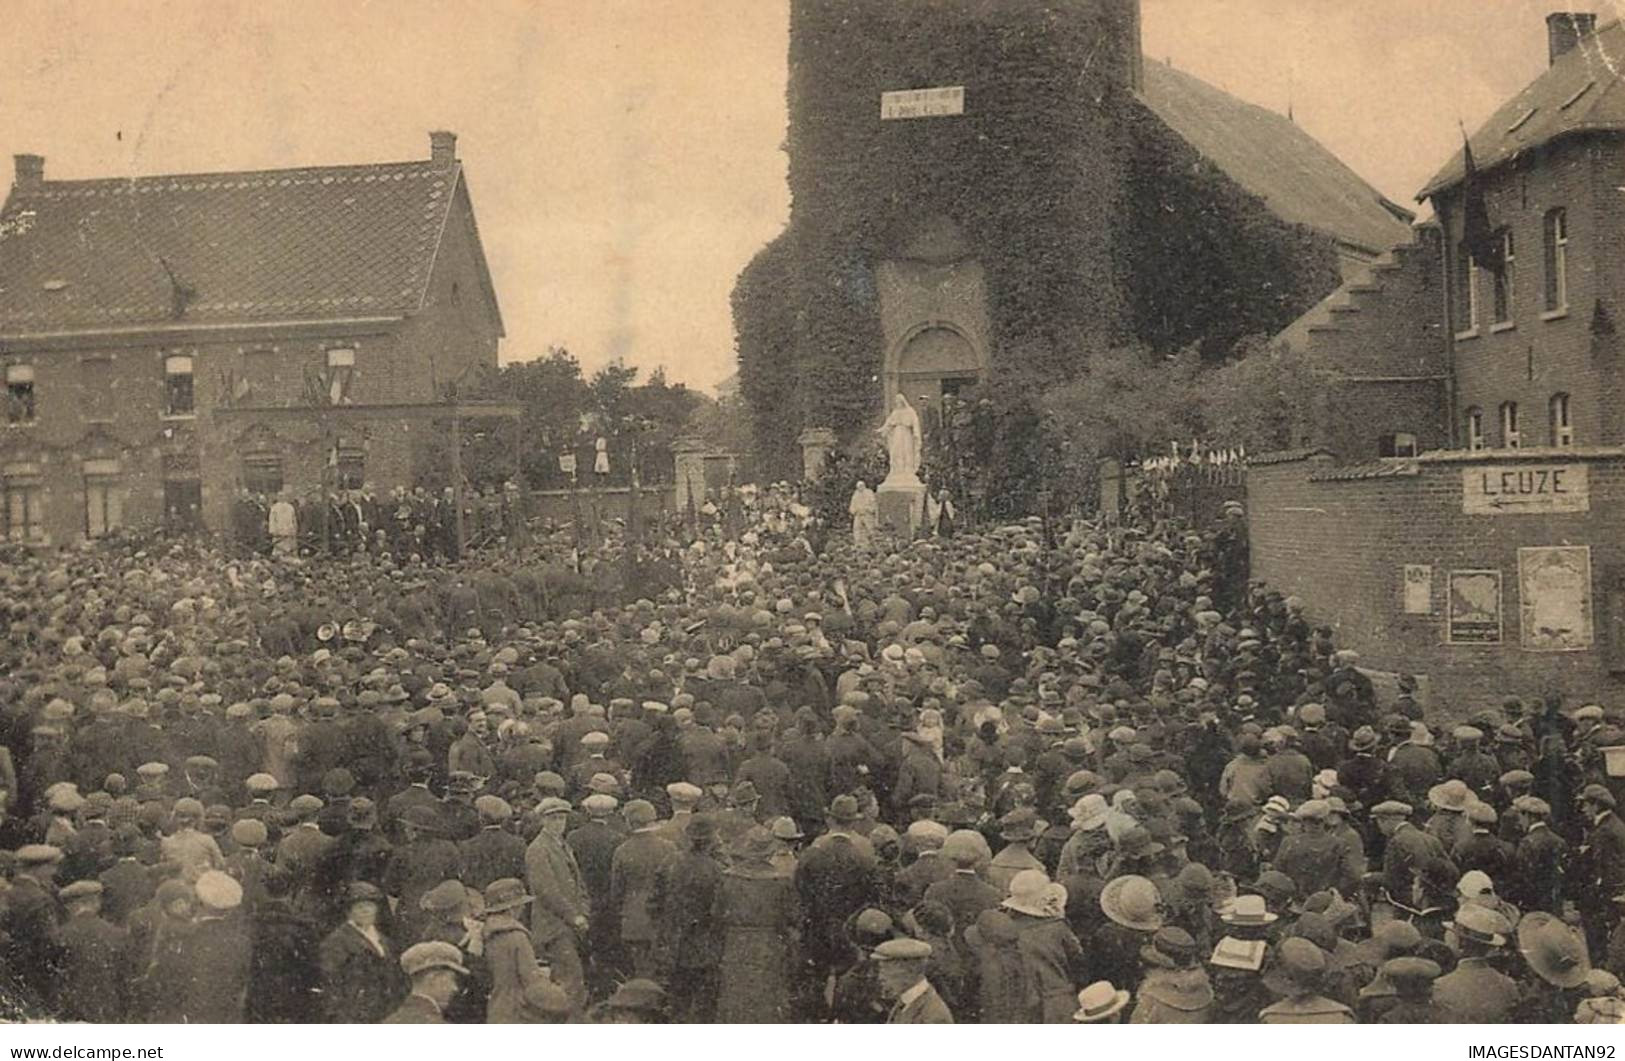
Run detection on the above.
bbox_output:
[1246,14,1625,714]
[0,130,503,545]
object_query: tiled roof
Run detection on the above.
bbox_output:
[1308,459,1419,482]
[0,158,460,333]
[1419,21,1625,198]
[1249,446,1334,466]
[1142,60,1416,255]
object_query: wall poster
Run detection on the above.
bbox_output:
[1518,545,1593,652]
[1447,569,1502,644]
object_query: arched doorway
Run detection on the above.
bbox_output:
[894,324,980,436]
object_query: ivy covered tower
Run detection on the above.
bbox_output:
[735,0,1409,479]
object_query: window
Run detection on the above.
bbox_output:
[1500,401,1521,448]
[83,459,123,539]
[3,463,43,542]
[163,354,195,417]
[243,454,284,497]
[241,347,277,405]
[1492,229,1515,326]
[5,364,35,424]
[1455,245,1478,335]
[1466,407,1486,451]
[1550,393,1573,447]
[1544,208,1568,313]
[1379,432,1419,458]
[324,347,355,405]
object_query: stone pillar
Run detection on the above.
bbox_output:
[672,436,708,513]
[798,427,836,481]
[877,479,926,539]
[1099,457,1123,523]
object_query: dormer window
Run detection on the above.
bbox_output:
[163,354,195,417]
[5,364,35,424]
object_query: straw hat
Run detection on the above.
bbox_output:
[1517,912,1590,988]
[1072,981,1130,1023]
[1099,874,1163,932]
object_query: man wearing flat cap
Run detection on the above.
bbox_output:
[458,794,525,891]
[525,796,590,1010]
[1373,800,1456,912]
[383,941,469,1023]
[54,880,125,1023]
[651,815,725,1022]
[1577,783,1625,957]
[874,938,953,1023]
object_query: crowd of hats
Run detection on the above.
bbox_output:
[0,483,1622,1025]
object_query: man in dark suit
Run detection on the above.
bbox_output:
[53,881,127,1023]
[875,939,953,1023]
[1510,796,1566,914]
[1578,784,1625,957]
[457,796,526,891]
[381,942,468,1024]
[1373,800,1457,911]
[567,794,624,995]
[795,796,882,1006]
[923,832,1001,949]
[608,799,678,978]
[651,815,724,1022]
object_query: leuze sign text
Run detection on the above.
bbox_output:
[1461,463,1589,515]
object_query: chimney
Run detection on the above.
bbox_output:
[429,130,457,165]
[1547,12,1597,65]
[13,154,43,190]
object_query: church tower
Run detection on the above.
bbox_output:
[781,0,1144,446]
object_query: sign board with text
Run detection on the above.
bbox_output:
[881,86,965,120]
[1461,463,1588,515]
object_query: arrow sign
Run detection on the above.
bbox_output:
[1462,464,1589,515]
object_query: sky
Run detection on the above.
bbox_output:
[0,0,1613,392]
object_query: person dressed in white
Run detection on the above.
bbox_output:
[849,481,879,548]
[268,492,298,556]
[879,394,922,485]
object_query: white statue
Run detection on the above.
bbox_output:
[848,479,878,548]
[878,393,923,486]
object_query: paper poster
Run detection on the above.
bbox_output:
[1403,564,1432,614]
[1518,546,1593,652]
[1448,569,1502,644]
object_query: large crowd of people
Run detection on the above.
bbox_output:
[1,480,1623,1025]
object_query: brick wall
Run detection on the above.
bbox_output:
[1,190,500,545]
[1437,135,1625,449]
[1248,448,1625,719]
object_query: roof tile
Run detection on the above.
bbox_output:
[0,157,458,333]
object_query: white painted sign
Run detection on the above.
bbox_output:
[881,86,965,120]
[1403,564,1432,614]
[1461,464,1588,514]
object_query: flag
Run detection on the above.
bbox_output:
[1461,133,1503,275]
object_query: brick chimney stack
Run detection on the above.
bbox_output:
[13,154,43,190]
[1547,12,1597,65]
[429,130,457,165]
